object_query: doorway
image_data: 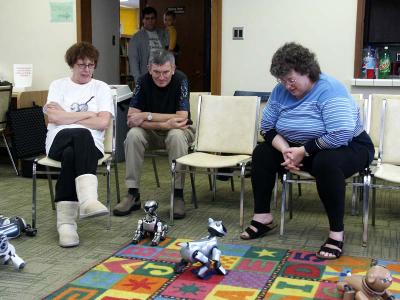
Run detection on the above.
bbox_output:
[139,0,211,92]
[77,0,221,93]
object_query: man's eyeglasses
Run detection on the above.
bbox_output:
[277,78,297,87]
[151,70,172,78]
[76,63,95,70]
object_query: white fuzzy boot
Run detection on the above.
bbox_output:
[75,174,109,219]
[56,201,79,247]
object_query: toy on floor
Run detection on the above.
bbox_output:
[0,234,26,270]
[337,265,394,300]
[132,200,168,246]
[174,218,227,279]
[0,215,37,238]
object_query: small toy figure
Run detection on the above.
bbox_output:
[337,265,395,300]
[174,218,227,279]
[0,215,37,238]
[0,234,26,270]
[132,200,168,246]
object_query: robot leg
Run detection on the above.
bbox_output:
[132,220,144,244]
[211,247,227,275]
[193,250,211,278]
[151,221,163,246]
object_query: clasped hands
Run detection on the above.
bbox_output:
[281,146,306,171]
[127,112,188,129]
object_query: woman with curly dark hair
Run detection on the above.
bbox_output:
[240,42,374,260]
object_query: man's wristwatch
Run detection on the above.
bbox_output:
[147,112,153,121]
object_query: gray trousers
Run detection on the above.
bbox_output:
[124,127,195,189]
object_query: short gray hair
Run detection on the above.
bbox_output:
[148,49,175,66]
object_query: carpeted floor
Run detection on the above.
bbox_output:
[0,154,400,299]
[43,238,400,299]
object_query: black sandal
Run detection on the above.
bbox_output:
[316,237,344,260]
[240,220,277,240]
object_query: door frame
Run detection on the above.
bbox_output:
[76,0,222,94]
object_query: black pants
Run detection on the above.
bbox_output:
[251,138,372,232]
[48,128,103,202]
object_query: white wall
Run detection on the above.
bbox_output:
[0,1,77,90]
[221,0,358,95]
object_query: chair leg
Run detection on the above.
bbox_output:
[212,169,217,201]
[239,163,245,230]
[288,173,293,219]
[207,168,213,191]
[351,177,358,216]
[362,174,371,247]
[230,176,235,192]
[2,133,18,175]
[170,161,177,224]
[106,163,111,230]
[46,166,55,210]
[372,176,376,226]
[32,162,37,229]
[280,173,287,236]
[273,172,279,209]
[152,156,160,188]
[113,159,121,204]
[189,166,198,209]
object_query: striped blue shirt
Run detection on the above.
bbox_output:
[261,73,363,153]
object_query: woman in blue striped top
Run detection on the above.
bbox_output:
[240,42,374,260]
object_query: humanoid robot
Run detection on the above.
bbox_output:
[0,234,26,270]
[0,215,36,238]
[132,200,168,246]
[174,218,227,279]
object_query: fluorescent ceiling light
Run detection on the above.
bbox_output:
[120,0,128,2]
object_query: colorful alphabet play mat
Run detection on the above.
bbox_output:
[44,238,400,299]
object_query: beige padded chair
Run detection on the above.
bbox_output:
[31,95,120,230]
[0,85,18,175]
[170,95,260,226]
[280,93,371,246]
[368,94,400,160]
[369,98,400,232]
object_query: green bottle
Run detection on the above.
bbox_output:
[379,46,391,79]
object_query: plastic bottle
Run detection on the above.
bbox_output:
[379,46,391,79]
[364,46,376,79]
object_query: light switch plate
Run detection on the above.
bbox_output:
[233,27,244,40]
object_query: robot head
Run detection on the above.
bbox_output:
[144,200,159,215]
[207,218,227,237]
[0,234,8,254]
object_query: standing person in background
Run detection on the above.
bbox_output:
[128,6,168,82]
[240,42,374,260]
[44,42,114,248]
[163,10,179,59]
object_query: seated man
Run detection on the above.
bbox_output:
[113,49,194,219]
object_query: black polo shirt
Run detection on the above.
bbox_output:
[129,70,190,118]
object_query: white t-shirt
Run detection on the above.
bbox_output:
[45,77,114,155]
[146,30,163,53]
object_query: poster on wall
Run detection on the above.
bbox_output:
[50,0,74,23]
[13,64,33,90]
